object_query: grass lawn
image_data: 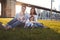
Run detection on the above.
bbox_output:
[0,18,60,40]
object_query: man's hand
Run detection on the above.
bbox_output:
[17,18,21,21]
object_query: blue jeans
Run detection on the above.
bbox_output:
[7,18,18,25]
[34,23,44,28]
[7,18,22,28]
[26,22,33,27]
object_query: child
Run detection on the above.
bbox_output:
[24,16,34,28]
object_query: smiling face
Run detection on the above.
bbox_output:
[30,8,35,15]
[30,7,37,15]
[21,5,26,13]
[31,9,35,14]
[19,5,26,15]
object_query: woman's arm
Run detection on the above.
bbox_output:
[34,15,38,22]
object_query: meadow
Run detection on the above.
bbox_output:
[0,18,60,40]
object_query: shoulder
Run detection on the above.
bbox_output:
[25,13,30,17]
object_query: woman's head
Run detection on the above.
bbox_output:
[30,7,37,15]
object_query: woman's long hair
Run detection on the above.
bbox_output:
[30,7,37,15]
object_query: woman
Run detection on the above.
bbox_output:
[3,5,27,30]
[29,7,44,28]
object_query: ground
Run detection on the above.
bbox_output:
[0,18,60,40]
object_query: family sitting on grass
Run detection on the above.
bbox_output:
[1,5,45,30]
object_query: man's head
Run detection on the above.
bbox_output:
[21,5,26,12]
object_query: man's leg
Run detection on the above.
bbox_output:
[10,21,22,28]
[3,18,18,29]
[7,18,18,25]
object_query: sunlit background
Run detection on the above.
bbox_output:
[16,0,60,14]
[0,0,60,14]
[16,5,31,14]
[0,0,60,19]
[16,0,60,11]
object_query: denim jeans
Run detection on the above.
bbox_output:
[7,18,18,25]
[34,23,44,28]
[7,18,22,28]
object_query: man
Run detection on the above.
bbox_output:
[2,5,27,30]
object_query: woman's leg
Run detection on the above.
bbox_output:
[33,23,38,27]
[35,23,44,28]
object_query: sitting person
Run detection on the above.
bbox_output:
[29,7,45,28]
[2,5,27,30]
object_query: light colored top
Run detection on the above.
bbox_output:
[29,15,38,22]
[14,13,30,22]
[15,13,38,23]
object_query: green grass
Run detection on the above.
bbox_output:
[0,28,60,40]
[0,18,60,40]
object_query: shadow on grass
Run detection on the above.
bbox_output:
[0,26,60,40]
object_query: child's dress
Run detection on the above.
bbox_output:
[24,19,34,28]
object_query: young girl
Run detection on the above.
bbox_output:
[24,16,34,28]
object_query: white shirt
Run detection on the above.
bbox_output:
[29,15,38,22]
